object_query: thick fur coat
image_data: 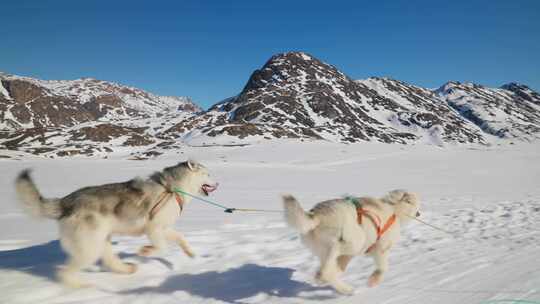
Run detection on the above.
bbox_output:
[15,160,217,287]
[283,190,420,294]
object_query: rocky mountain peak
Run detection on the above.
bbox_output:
[0,72,202,158]
[435,81,488,95]
[216,52,378,136]
[435,81,460,93]
[436,80,540,139]
[0,73,201,131]
[241,51,348,94]
[501,82,540,105]
[166,52,488,145]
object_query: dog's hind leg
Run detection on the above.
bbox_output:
[58,225,106,288]
[165,229,195,258]
[102,237,137,274]
[318,243,354,294]
[58,256,95,288]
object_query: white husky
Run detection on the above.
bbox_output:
[15,160,218,288]
[283,190,420,294]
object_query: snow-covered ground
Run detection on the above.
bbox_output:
[1,141,539,304]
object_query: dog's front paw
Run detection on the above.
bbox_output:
[124,263,138,274]
[111,262,138,274]
[138,245,156,257]
[314,271,324,285]
[184,249,195,258]
[367,270,384,287]
[57,270,93,289]
[335,284,354,295]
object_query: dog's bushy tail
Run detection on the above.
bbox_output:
[15,170,62,219]
[282,195,319,234]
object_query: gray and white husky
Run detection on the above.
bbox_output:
[283,190,420,294]
[15,160,218,288]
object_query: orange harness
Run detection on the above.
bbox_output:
[356,207,396,253]
[149,191,184,220]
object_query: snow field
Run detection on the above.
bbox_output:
[0,141,539,303]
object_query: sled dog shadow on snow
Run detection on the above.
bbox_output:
[120,263,336,302]
[0,240,65,281]
[0,240,172,282]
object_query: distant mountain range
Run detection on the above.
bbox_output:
[0,73,200,158]
[1,52,539,158]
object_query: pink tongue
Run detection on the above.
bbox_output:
[204,184,216,192]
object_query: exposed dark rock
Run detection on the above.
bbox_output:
[501,83,540,106]
[70,124,154,146]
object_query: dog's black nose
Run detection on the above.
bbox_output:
[416,211,421,217]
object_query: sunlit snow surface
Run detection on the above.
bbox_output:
[1,141,539,304]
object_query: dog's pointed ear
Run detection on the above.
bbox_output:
[384,189,407,204]
[186,159,197,171]
[404,192,419,204]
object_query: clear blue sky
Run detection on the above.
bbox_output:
[1,0,539,109]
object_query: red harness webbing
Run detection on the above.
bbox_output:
[356,207,396,253]
[149,191,184,220]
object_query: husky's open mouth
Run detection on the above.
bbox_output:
[202,183,218,196]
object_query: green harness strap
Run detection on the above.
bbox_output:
[344,196,361,208]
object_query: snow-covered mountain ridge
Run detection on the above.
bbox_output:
[0,73,200,130]
[165,52,540,147]
[2,52,540,158]
[436,81,540,140]
[0,73,201,158]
